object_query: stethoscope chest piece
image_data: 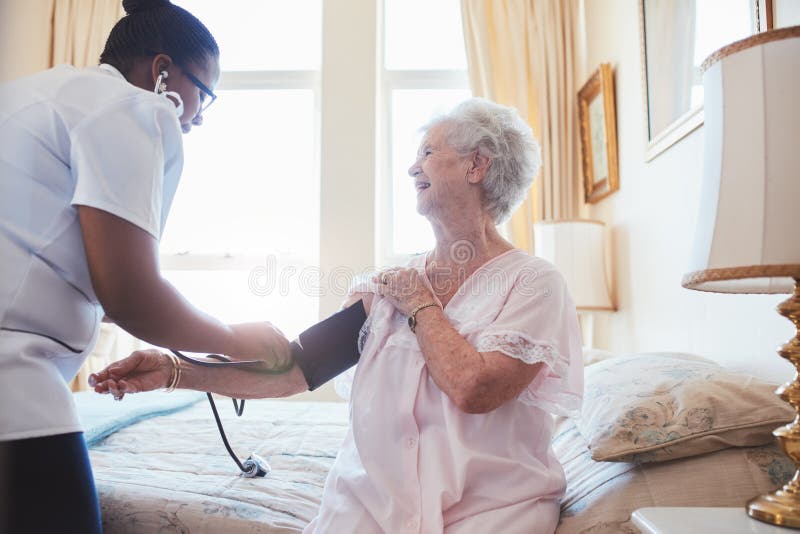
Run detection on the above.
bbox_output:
[242,453,270,478]
[170,351,275,478]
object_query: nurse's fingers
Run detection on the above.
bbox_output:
[117,380,141,394]
[88,371,106,387]
[94,378,130,400]
[88,361,129,385]
[93,378,117,394]
[91,351,151,387]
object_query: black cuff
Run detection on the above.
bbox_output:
[290,300,367,391]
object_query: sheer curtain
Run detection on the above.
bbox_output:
[460,0,583,251]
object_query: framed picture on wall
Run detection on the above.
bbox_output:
[578,63,619,204]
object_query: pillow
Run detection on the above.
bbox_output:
[575,353,794,462]
[582,347,616,366]
[581,348,709,367]
[553,417,795,534]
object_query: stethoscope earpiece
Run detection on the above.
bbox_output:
[153,70,184,117]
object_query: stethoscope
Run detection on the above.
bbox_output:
[170,350,272,478]
[0,328,272,477]
[7,298,365,479]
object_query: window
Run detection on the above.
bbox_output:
[163,0,321,338]
[155,1,472,335]
[379,0,471,265]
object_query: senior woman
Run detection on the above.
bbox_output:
[93,98,582,533]
[308,98,583,533]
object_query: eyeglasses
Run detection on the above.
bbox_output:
[183,69,217,113]
[143,51,219,114]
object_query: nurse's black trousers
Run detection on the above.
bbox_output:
[0,432,102,534]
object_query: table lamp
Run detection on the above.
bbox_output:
[534,219,614,348]
[683,26,800,527]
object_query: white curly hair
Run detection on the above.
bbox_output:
[421,98,541,224]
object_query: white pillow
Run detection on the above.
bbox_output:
[575,353,793,462]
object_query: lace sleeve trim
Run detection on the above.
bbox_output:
[475,332,567,376]
[357,314,372,354]
[475,331,579,417]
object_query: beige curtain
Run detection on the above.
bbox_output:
[0,1,54,82]
[461,0,582,251]
[71,324,144,392]
[51,0,125,68]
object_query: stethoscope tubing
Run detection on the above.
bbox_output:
[170,350,250,474]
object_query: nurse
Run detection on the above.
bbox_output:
[0,0,290,532]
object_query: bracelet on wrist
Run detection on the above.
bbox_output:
[408,302,441,333]
[164,352,181,393]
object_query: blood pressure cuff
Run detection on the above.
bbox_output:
[290,300,367,391]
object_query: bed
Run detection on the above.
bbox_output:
[79,352,795,533]
[79,394,348,533]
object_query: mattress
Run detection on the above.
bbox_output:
[88,396,794,533]
[89,399,349,534]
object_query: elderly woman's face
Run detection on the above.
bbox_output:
[408,125,474,218]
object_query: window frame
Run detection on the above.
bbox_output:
[376,2,470,267]
[158,70,322,271]
[158,0,472,315]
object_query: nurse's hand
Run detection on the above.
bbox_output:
[228,322,292,371]
[89,349,171,400]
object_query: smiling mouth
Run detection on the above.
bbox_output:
[415,182,430,193]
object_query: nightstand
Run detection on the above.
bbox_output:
[631,507,797,533]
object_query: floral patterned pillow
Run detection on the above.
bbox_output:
[575,354,794,463]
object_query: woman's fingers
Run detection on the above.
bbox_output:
[373,268,420,293]
[372,267,401,286]
[372,268,437,316]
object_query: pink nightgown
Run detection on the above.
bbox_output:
[305,249,583,534]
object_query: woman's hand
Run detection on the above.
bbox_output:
[89,349,172,400]
[372,268,440,316]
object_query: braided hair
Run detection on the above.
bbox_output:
[100,0,219,74]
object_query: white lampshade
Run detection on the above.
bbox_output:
[683,27,800,294]
[534,219,614,310]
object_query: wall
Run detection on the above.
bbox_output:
[305,0,377,402]
[774,0,800,27]
[581,0,794,383]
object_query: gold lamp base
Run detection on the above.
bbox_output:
[748,484,800,528]
[748,278,800,529]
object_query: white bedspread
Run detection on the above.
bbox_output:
[89,399,349,534]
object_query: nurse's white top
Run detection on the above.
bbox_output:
[307,250,583,534]
[0,64,183,441]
